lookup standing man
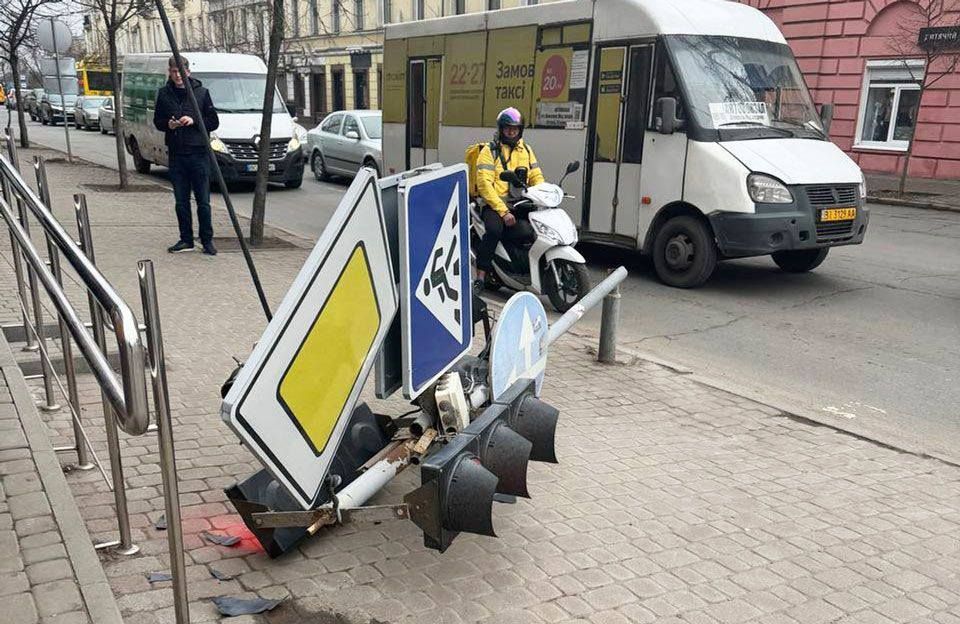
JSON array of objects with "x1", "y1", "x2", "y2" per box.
[{"x1": 154, "y1": 56, "x2": 220, "y2": 255}]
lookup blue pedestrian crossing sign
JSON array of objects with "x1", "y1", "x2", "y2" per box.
[
  {"x1": 489, "y1": 292, "x2": 549, "y2": 400},
  {"x1": 399, "y1": 164, "x2": 473, "y2": 399}
]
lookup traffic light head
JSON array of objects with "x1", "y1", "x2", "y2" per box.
[
  {"x1": 405, "y1": 378, "x2": 559, "y2": 552},
  {"x1": 494, "y1": 378, "x2": 559, "y2": 464}
]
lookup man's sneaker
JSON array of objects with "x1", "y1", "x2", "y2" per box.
[
  {"x1": 202, "y1": 242, "x2": 218, "y2": 256},
  {"x1": 473, "y1": 278, "x2": 486, "y2": 294},
  {"x1": 167, "y1": 240, "x2": 194, "y2": 253}
]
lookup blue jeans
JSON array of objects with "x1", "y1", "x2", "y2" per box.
[{"x1": 169, "y1": 152, "x2": 212, "y2": 245}]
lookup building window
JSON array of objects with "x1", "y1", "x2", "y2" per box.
[
  {"x1": 292, "y1": 0, "x2": 301, "y2": 37},
  {"x1": 333, "y1": 0, "x2": 341, "y2": 33},
  {"x1": 354, "y1": 70, "x2": 369, "y2": 108},
  {"x1": 310, "y1": 0, "x2": 319, "y2": 35},
  {"x1": 382, "y1": 0, "x2": 391, "y2": 24},
  {"x1": 487, "y1": 0, "x2": 500, "y2": 9},
  {"x1": 355, "y1": 0, "x2": 364, "y2": 30},
  {"x1": 416, "y1": 0, "x2": 424, "y2": 20},
  {"x1": 855, "y1": 60, "x2": 924, "y2": 151}
]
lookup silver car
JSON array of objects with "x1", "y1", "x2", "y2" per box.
[
  {"x1": 306, "y1": 110, "x2": 382, "y2": 181},
  {"x1": 74, "y1": 95, "x2": 108, "y2": 130},
  {"x1": 97, "y1": 97, "x2": 117, "y2": 135}
]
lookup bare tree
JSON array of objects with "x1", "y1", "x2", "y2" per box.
[
  {"x1": 0, "y1": 0, "x2": 63, "y2": 147},
  {"x1": 74, "y1": 0, "x2": 150, "y2": 188},
  {"x1": 249, "y1": 0, "x2": 283, "y2": 245},
  {"x1": 889, "y1": 0, "x2": 960, "y2": 196}
]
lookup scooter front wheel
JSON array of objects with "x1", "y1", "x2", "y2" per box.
[{"x1": 544, "y1": 260, "x2": 591, "y2": 313}]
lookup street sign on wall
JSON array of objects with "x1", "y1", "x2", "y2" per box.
[
  {"x1": 221, "y1": 170, "x2": 397, "y2": 509},
  {"x1": 489, "y1": 292, "x2": 549, "y2": 400},
  {"x1": 399, "y1": 164, "x2": 472, "y2": 399}
]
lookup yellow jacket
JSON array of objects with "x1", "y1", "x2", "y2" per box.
[{"x1": 476, "y1": 139, "x2": 545, "y2": 216}]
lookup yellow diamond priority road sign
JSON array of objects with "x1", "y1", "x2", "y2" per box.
[{"x1": 221, "y1": 170, "x2": 397, "y2": 509}]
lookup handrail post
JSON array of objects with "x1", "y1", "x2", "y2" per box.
[
  {"x1": 16, "y1": 191, "x2": 59, "y2": 412},
  {"x1": 35, "y1": 157, "x2": 92, "y2": 469},
  {"x1": 74, "y1": 194, "x2": 138, "y2": 556},
  {"x1": 138, "y1": 260, "x2": 190, "y2": 624},
  {"x1": 4, "y1": 129, "x2": 37, "y2": 351}
]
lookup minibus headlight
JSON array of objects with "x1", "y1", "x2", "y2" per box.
[
  {"x1": 747, "y1": 174, "x2": 793, "y2": 204},
  {"x1": 210, "y1": 134, "x2": 230, "y2": 154},
  {"x1": 287, "y1": 136, "x2": 301, "y2": 153}
]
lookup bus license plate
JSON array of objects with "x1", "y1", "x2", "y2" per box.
[{"x1": 820, "y1": 207, "x2": 856, "y2": 222}]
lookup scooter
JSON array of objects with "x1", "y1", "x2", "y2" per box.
[{"x1": 470, "y1": 161, "x2": 590, "y2": 313}]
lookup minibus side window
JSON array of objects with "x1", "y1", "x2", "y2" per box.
[{"x1": 651, "y1": 50, "x2": 685, "y2": 129}]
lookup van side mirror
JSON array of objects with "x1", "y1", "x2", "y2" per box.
[
  {"x1": 819, "y1": 103, "x2": 834, "y2": 135},
  {"x1": 656, "y1": 97, "x2": 680, "y2": 135}
]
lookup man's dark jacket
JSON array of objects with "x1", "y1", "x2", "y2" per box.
[{"x1": 152, "y1": 77, "x2": 220, "y2": 154}]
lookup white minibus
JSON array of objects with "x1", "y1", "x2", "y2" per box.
[
  {"x1": 122, "y1": 53, "x2": 306, "y2": 188},
  {"x1": 383, "y1": 0, "x2": 869, "y2": 286}
]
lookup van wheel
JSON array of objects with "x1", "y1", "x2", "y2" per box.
[
  {"x1": 652, "y1": 215, "x2": 718, "y2": 288},
  {"x1": 544, "y1": 260, "x2": 591, "y2": 313},
  {"x1": 41, "y1": 112, "x2": 48, "y2": 126},
  {"x1": 130, "y1": 139, "x2": 151, "y2": 174},
  {"x1": 311, "y1": 151, "x2": 330, "y2": 181},
  {"x1": 772, "y1": 248, "x2": 829, "y2": 273},
  {"x1": 284, "y1": 176, "x2": 303, "y2": 189}
]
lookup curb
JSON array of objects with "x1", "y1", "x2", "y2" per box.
[
  {"x1": 867, "y1": 194, "x2": 960, "y2": 213},
  {"x1": 0, "y1": 335, "x2": 126, "y2": 624},
  {"x1": 556, "y1": 321, "x2": 960, "y2": 470}
]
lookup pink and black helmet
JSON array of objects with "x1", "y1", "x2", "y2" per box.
[{"x1": 496, "y1": 107, "x2": 524, "y2": 146}]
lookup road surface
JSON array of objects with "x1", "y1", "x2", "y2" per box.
[{"x1": 15, "y1": 117, "x2": 960, "y2": 462}]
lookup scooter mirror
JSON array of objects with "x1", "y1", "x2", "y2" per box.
[
  {"x1": 566, "y1": 161, "x2": 580, "y2": 174},
  {"x1": 499, "y1": 170, "x2": 523, "y2": 187}
]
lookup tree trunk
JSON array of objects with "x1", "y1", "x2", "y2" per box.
[
  {"x1": 11, "y1": 54, "x2": 30, "y2": 148},
  {"x1": 897, "y1": 86, "x2": 925, "y2": 198},
  {"x1": 249, "y1": 0, "x2": 284, "y2": 246},
  {"x1": 108, "y1": 32, "x2": 129, "y2": 189}
]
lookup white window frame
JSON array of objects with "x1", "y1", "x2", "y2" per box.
[{"x1": 854, "y1": 59, "x2": 924, "y2": 152}]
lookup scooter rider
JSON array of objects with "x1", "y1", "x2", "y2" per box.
[{"x1": 474, "y1": 107, "x2": 544, "y2": 290}]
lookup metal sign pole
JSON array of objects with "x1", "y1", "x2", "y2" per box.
[
  {"x1": 4, "y1": 130, "x2": 37, "y2": 351},
  {"x1": 50, "y1": 18, "x2": 73, "y2": 164}
]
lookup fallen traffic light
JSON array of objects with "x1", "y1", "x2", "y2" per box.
[{"x1": 405, "y1": 378, "x2": 558, "y2": 552}]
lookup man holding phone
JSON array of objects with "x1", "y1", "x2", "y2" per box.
[{"x1": 153, "y1": 56, "x2": 220, "y2": 255}]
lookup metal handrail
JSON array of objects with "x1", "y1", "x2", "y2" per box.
[{"x1": 0, "y1": 154, "x2": 150, "y2": 435}]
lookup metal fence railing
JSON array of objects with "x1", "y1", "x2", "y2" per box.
[{"x1": 1, "y1": 128, "x2": 191, "y2": 622}]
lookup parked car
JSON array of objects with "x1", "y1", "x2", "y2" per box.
[
  {"x1": 98, "y1": 97, "x2": 117, "y2": 135},
  {"x1": 26, "y1": 88, "x2": 45, "y2": 121},
  {"x1": 40, "y1": 92, "x2": 76, "y2": 125},
  {"x1": 307, "y1": 110, "x2": 382, "y2": 181},
  {"x1": 74, "y1": 95, "x2": 108, "y2": 130}
]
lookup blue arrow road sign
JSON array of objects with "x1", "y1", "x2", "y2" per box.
[
  {"x1": 489, "y1": 292, "x2": 549, "y2": 400},
  {"x1": 399, "y1": 164, "x2": 473, "y2": 399}
]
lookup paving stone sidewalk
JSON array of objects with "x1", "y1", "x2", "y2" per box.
[{"x1": 1, "y1": 148, "x2": 959, "y2": 624}]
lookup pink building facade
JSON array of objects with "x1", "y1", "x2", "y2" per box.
[{"x1": 741, "y1": 0, "x2": 960, "y2": 180}]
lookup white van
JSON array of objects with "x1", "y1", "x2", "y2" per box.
[
  {"x1": 383, "y1": 0, "x2": 869, "y2": 286},
  {"x1": 122, "y1": 53, "x2": 306, "y2": 188}
]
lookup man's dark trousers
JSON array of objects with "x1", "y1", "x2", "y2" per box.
[{"x1": 170, "y1": 151, "x2": 212, "y2": 246}]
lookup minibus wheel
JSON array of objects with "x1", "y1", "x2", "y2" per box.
[
  {"x1": 772, "y1": 248, "x2": 829, "y2": 273},
  {"x1": 652, "y1": 215, "x2": 717, "y2": 288},
  {"x1": 130, "y1": 138, "x2": 151, "y2": 174}
]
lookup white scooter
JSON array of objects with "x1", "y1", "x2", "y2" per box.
[{"x1": 471, "y1": 161, "x2": 590, "y2": 312}]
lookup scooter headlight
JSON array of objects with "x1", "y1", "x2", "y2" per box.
[{"x1": 531, "y1": 219, "x2": 563, "y2": 245}]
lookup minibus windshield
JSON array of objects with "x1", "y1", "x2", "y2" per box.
[
  {"x1": 196, "y1": 73, "x2": 286, "y2": 114},
  {"x1": 666, "y1": 35, "x2": 823, "y2": 137}
]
